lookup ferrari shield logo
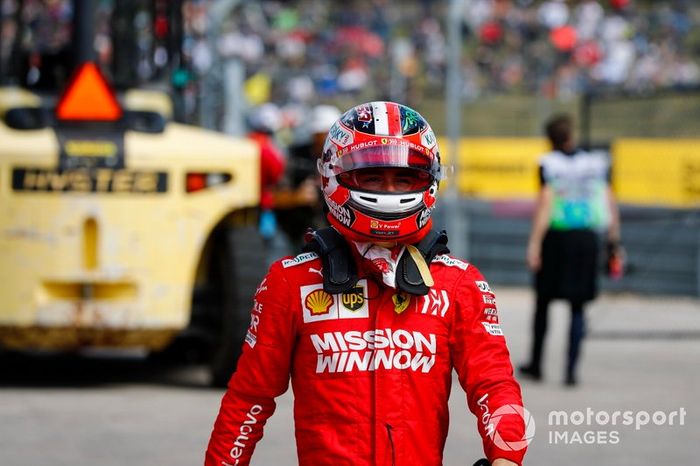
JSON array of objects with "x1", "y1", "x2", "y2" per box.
[{"x1": 392, "y1": 292, "x2": 411, "y2": 314}]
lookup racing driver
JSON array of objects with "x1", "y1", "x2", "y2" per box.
[{"x1": 205, "y1": 102, "x2": 528, "y2": 466}]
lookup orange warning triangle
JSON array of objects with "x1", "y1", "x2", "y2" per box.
[{"x1": 56, "y1": 62, "x2": 122, "y2": 121}]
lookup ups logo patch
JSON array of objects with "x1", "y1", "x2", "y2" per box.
[{"x1": 341, "y1": 286, "x2": 365, "y2": 312}]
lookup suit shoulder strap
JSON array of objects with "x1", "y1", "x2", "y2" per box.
[
  {"x1": 303, "y1": 227, "x2": 358, "y2": 294},
  {"x1": 395, "y1": 230, "x2": 450, "y2": 296}
]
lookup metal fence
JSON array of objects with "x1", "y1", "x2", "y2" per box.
[{"x1": 434, "y1": 200, "x2": 700, "y2": 297}]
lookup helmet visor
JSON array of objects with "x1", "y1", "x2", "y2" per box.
[{"x1": 320, "y1": 146, "x2": 443, "y2": 181}]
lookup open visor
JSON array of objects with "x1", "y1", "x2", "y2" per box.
[{"x1": 319, "y1": 146, "x2": 444, "y2": 181}]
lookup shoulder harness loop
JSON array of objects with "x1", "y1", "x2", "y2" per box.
[
  {"x1": 303, "y1": 227, "x2": 358, "y2": 294},
  {"x1": 303, "y1": 227, "x2": 450, "y2": 296},
  {"x1": 395, "y1": 229, "x2": 449, "y2": 296}
]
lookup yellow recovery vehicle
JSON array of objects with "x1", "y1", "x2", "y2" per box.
[{"x1": 0, "y1": 1, "x2": 265, "y2": 385}]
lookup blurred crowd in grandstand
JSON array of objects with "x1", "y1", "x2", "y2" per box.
[
  {"x1": 2, "y1": 0, "x2": 699, "y2": 124},
  {"x1": 177, "y1": 0, "x2": 700, "y2": 106}
]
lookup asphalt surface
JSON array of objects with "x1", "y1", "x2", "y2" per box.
[{"x1": 1, "y1": 288, "x2": 698, "y2": 466}]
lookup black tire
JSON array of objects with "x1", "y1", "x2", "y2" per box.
[{"x1": 207, "y1": 224, "x2": 267, "y2": 387}]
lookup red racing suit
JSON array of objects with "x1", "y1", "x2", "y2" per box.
[{"x1": 205, "y1": 251, "x2": 527, "y2": 466}]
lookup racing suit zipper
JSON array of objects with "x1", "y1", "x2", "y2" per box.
[{"x1": 385, "y1": 423, "x2": 396, "y2": 466}]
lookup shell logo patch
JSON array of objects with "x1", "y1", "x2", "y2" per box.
[
  {"x1": 306, "y1": 289, "x2": 333, "y2": 315},
  {"x1": 301, "y1": 284, "x2": 338, "y2": 323}
]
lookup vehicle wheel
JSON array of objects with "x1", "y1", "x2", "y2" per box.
[{"x1": 207, "y1": 224, "x2": 267, "y2": 387}]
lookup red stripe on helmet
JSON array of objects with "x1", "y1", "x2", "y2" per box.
[{"x1": 385, "y1": 101, "x2": 402, "y2": 136}]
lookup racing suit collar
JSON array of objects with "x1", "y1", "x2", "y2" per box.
[{"x1": 352, "y1": 242, "x2": 406, "y2": 289}]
